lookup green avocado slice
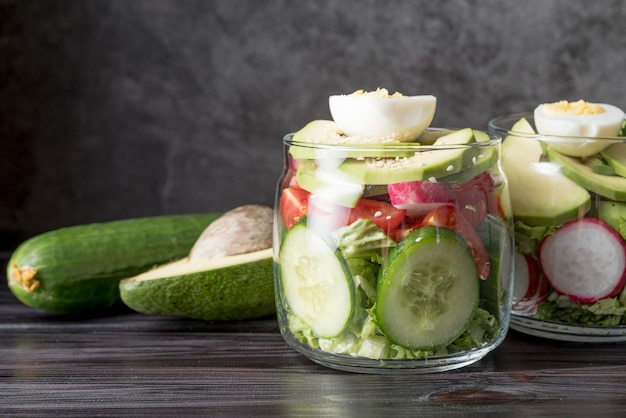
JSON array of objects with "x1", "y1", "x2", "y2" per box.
[
  {"x1": 547, "y1": 147, "x2": 626, "y2": 202},
  {"x1": 500, "y1": 118, "x2": 591, "y2": 226},
  {"x1": 289, "y1": 120, "x2": 416, "y2": 160},
  {"x1": 119, "y1": 248, "x2": 274, "y2": 321},
  {"x1": 338, "y1": 128, "x2": 477, "y2": 184},
  {"x1": 601, "y1": 143, "x2": 626, "y2": 178}
]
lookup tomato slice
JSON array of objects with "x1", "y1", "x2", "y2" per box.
[
  {"x1": 349, "y1": 199, "x2": 406, "y2": 233},
  {"x1": 421, "y1": 204, "x2": 490, "y2": 280},
  {"x1": 279, "y1": 187, "x2": 310, "y2": 230},
  {"x1": 452, "y1": 172, "x2": 498, "y2": 230},
  {"x1": 388, "y1": 216, "x2": 424, "y2": 242}
]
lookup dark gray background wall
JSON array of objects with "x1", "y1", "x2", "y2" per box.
[{"x1": 2, "y1": 0, "x2": 625, "y2": 250}]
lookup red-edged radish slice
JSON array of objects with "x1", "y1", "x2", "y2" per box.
[
  {"x1": 539, "y1": 218, "x2": 626, "y2": 303},
  {"x1": 512, "y1": 253, "x2": 549, "y2": 313},
  {"x1": 388, "y1": 180, "x2": 455, "y2": 217}
]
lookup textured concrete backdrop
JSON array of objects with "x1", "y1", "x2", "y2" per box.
[{"x1": 1, "y1": 0, "x2": 625, "y2": 249}]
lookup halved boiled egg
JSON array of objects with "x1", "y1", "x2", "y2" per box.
[
  {"x1": 534, "y1": 100, "x2": 625, "y2": 157},
  {"x1": 328, "y1": 88, "x2": 436, "y2": 142}
]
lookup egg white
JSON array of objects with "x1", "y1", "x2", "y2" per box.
[
  {"x1": 328, "y1": 94, "x2": 436, "y2": 141},
  {"x1": 534, "y1": 102, "x2": 624, "y2": 157}
]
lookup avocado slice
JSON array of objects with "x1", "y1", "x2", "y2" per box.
[
  {"x1": 437, "y1": 130, "x2": 499, "y2": 184},
  {"x1": 295, "y1": 159, "x2": 364, "y2": 207},
  {"x1": 119, "y1": 248, "x2": 274, "y2": 321},
  {"x1": 546, "y1": 147, "x2": 626, "y2": 202},
  {"x1": 289, "y1": 120, "x2": 415, "y2": 160},
  {"x1": 501, "y1": 118, "x2": 591, "y2": 226},
  {"x1": 597, "y1": 201, "x2": 626, "y2": 240},
  {"x1": 338, "y1": 128, "x2": 478, "y2": 185},
  {"x1": 601, "y1": 143, "x2": 626, "y2": 178}
]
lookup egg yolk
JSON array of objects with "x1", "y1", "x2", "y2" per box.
[
  {"x1": 350, "y1": 88, "x2": 404, "y2": 98},
  {"x1": 543, "y1": 99, "x2": 605, "y2": 116}
]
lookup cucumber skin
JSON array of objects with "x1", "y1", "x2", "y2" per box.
[{"x1": 6, "y1": 213, "x2": 222, "y2": 313}]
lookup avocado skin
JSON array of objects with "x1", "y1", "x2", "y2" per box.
[{"x1": 119, "y1": 256, "x2": 275, "y2": 321}]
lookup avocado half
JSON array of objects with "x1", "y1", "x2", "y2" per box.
[{"x1": 119, "y1": 248, "x2": 275, "y2": 321}]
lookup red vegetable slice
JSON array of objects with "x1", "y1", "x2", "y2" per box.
[
  {"x1": 279, "y1": 187, "x2": 310, "y2": 230},
  {"x1": 512, "y1": 253, "x2": 548, "y2": 313},
  {"x1": 451, "y1": 172, "x2": 498, "y2": 230},
  {"x1": 388, "y1": 180, "x2": 455, "y2": 217},
  {"x1": 539, "y1": 218, "x2": 626, "y2": 303},
  {"x1": 420, "y1": 205, "x2": 490, "y2": 280},
  {"x1": 348, "y1": 199, "x2": 406, "y2": 233}
]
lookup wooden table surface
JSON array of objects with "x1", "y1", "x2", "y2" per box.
[{"x1": 2, "y1": 253, "x2": 626, "y2": 417}]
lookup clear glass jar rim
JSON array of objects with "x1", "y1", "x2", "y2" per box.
[
  {"x1": 284, "y1": 127, "x2": 502, "y2": 150},
  {"x1": 488, "y1": 112, "x2": 626, "y2": 142}
]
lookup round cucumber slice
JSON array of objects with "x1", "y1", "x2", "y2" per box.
[
  {"x1": 279, "y1": 222, "x2": 354, "y2": 338},
  {"x1": 376, "y1": 226, "x2": 479, "y2": 351}
]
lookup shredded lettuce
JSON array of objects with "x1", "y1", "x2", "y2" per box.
[
  {"x1": 534, "y1": 289, "x2": 626, "y2": 327},
  {"x1": 289, "y1": 308, "x2": 500, "y2": 360},
  {"x1": 332, "y1": 218, "x2": 396, "y2": 307},
  {"x1": 330, "y1": 218, "x2": 396, "y2": 261},
  {"x1": 514, "y1": 220, "x2": 557, "y2": 257}
]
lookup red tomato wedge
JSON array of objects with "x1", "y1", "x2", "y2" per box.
[
  {"x1": 279, "y1": 187, "x2": 310, "y2": 230},
  {"x1": 349, "y1": 199, "x2": 406, "y2": 233},
  {"x1": 388, "y1": 216, "x2": 424, "y2": 242},
  {"x1": 421, "y1": 205, "x2": 490, "y2": 280}
]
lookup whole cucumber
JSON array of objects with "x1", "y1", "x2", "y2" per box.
[{"x1": 6, "y1": 213, "x2": 221, "y2": 313}]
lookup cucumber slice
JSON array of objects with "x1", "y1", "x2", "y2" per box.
[
  {"x1": 279, "y1": 222, "x2": 355, "y2": 338},
  {"x1": 376, "y1": 226, "x2": 479, "y2": 350}
]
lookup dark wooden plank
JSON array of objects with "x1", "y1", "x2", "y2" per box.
[{"x1": 2, "y1": 255, "x2": 626, "y2": 416}]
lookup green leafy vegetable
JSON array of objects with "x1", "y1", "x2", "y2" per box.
[
  {"x1": 514, "y1": 220, "x2": 557, "y2": 257},
  {"x1": 331, "y1": 218, "x2": 396, "y2": 262},
  {"x1": 534, "y1": 289, "x2": 626, "y2": 327},
  {"x1": 290, "y1": 307, "x2": 500, "y2": 360}
]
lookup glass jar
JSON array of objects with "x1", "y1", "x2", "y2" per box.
[
  {"x1": 489, "y1": 113, "x2": 626, "y2": 342},
  {"x1": 273, "y1": 128, "x2": 514, "y2": 373}
]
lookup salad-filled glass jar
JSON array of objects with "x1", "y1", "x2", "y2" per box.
[
  {"x1": 273, "y1": 90, "x2": 514, "y2": 373},
  {"x1": 488, "y1": 100, "x2": 626, "y2": 342}
]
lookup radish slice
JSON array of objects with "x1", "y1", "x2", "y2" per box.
[
  {"x1": 539, "y1": 218, "x2": 626, "y2": 303},
  {"x1": 512, "y1": 253, "x2": 548, "y2": 313},
  {"x1": 388, "y1": 180, "x2": 455, "y2": 217}
]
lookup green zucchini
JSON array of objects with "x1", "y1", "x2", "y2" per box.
[{"x1": 6, "y1": 213, "x2": 222, "y2": 313}]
